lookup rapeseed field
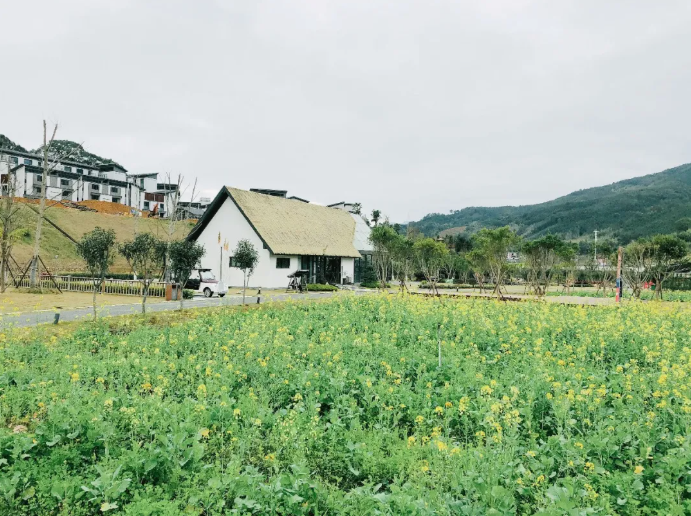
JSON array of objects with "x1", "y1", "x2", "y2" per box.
[{"x1": 1, "y1": 295, "x2": 690, "y2": 514}]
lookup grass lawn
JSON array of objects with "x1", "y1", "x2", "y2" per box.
[{"x1": 0, "y1": 289, "x2": 141, "y2": 314}]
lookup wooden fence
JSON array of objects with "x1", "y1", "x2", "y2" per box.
[{"x1": 16, "y1": 275, "x2": 166, "y2": 297}]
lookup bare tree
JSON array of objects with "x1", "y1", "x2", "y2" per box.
[
  {"x1": 29, "y1": 121, "x2": 79, "y2": 287},
  {"x1": 0, "y1": 168, "x2": 22, "y2": 292},
  {"x1": 622, "y1": 239, "x2": 651, "y2": 299},
  {"x1": 159, "y1": 173, "x2": 198, "y2": 284}
]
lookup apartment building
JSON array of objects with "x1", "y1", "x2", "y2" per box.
[{"x1": 0, "y1": 147, "x2": 183, "y2": 217}]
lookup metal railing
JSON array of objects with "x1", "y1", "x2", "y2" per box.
[{"x1": 16, "y1": 275, "x2": 166, "y2": 297}]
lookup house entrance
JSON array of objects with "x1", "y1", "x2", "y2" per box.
[{"x1": 300, "y1": 256, "x2": 342, "y2": 284}]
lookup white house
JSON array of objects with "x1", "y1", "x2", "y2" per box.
[{"x1": 187, "y1": 187, "x2": 363, "y2": 288}]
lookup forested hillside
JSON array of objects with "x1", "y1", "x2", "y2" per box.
[{"x1": 411, "y1": 163, "x2": 691, "y2": 242}]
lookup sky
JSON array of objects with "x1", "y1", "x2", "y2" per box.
[{"x1": 2, "y1": 0, "x2": 690, "y2": 222}]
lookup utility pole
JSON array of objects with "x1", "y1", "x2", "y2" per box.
[
  {"x1": 593, "y1": 230, "x2": 598, "y2": 266},
  {"x1": 615, "y1": 246, "x2": 623, "y2": 303}
]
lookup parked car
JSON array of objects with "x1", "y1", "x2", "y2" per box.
[{"x1": 184, "y1": 268, "x2": 226, "y2": 298}]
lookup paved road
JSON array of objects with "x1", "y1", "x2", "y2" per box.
[
  {"x1": 1, "y1": 288, "x2": 628, "y2": 329},
  {"x1": 0, "y1": 291, "x2": 351, "y2": 328}
]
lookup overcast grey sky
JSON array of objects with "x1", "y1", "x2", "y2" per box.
[{"x1": 2, "y1": 0, "x2": 690, "y2": 221}]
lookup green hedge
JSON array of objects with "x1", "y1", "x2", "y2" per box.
[
  {"x1": 306, "y1": 283, "x2": 338, "y2": 292},
  {"x1": 56, "y1": 272, "x2": 137, "y2": 280},
  {"x1": 360, "y1": 281, "x2": 391, "y2": 289},
  {"x1": 182, "y1": 289, "x2": 195, "y2": 299}
]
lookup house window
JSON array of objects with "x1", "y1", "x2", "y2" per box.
[
  {"x1": 23, "y1": 158, "x2": 31, "y2": 165},
  {"x1": 143, "y1": 201, "x2": 150, "y2": 210},
  {"x1": 276, "y1": 257, "x2": 290, "y2": 269},
  {"x1": 36, "y1": 175, "x2": 43, "y2": 183},
  {"x1": 91, "y1": 194, "x2": 100, "y2": 200},
  {"x1": 62, "y1": 190, "x2": 71, "y2": 198},
  {"x1": 229, "y1": 256, "x2": 240, "y2": 268},
  {"x1": 91, "y1": 184, "x2": 99, "y2": 190},
  {"x1": 263, "y1": 242, "x2": 268, "y2": 249},
  {"x1": 10, "y1": 157, "x2": 18, "y2": 164},
  {"x1": 64, "y1": 166, "x2": 72, "y2": 172},
  {"x1": 111, "y1": 187, "x2": 120, "y2": 194},
  {"x1": 77, "y1": 168, "x2": 83, "y2": 174},
  {"x1": 60, "y1": 179, "x2": 69, "y2": 186}
]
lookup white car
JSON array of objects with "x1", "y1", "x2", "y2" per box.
[{"x1": 184, "y1": 268, "x2": 227, "y2": 298}]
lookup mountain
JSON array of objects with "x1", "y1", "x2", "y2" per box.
[
  {"x1": 31, "y1": 140, "x2": 124, "y2": 169},
  {"x1": 410, "y1": 163, "x2": 691, "y2": 243},
  {"x1": 0, "y1": 134, "x2": 27, "y2": 153}
]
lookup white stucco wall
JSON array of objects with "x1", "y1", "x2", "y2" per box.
[{"x1": 196, "y1": 198, "x2": 300, "y2": 288}]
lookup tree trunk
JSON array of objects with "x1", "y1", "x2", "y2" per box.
[
  {"x1": 242, "y1": 272, "x2": 246, "y2": 305},
  {"x1": 142, "y1": 283, "x2": 148, "y2": 314},
  {"x1": 179, "y1": 286, "x2": 184, "y2": 311},
  {"x1": 0, "y1": 227, "x2": 8, "y2": 293},
  {"x1": 92, "y1": 285, "x2": 98, "y2": 319},
  {"x1": 31, "y1": 122, "x2": 52, "y2": 288}
]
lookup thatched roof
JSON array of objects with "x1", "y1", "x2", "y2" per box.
[{"x1": 188, "y1": 187, "x2": 361, "y2": 258}]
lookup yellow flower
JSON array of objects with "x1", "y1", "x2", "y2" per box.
[
  {"x1": 104, "y1": 399, "x2": 113, "y2": 408},
  {"x1": 415, "y1": 415, "x2": 424, "y2": 424},
  {"x1": 199, "y1": 428, "x2": 210, "y2": 438},
  {"x1": 434, "y1": 406, "x2": 444, "y2": 415},
  {"x1": 233, "y1": 408, "x2": 241, "y2": 417},
  {"x1": 634, "y1": 465, "x2": 644, "y2": 475},
  {"x1": 574, "y1": 442, "x2": 584, "y2": 449},
  {"x1": 407, "y1": 436, "x2": 416, "y2": 447},
  {"x1": 70, "y1": 372, "x2": 80, "y2": 382},
  {"x1": 526, "y1": 450, "x2": 536, "y2": 458}
]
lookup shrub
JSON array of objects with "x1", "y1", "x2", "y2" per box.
[
  {"x1": 182, "y1": 289, "x2": 195, "y2": 299},
  {"x1": 306, "y1": 283, "x2": 338, "y2": 292},
  {"x1": 361, "y1": 280, "x2": 391, "y2": 289}
]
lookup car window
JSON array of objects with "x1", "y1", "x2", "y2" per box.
[{"x1": 200, "y1": 271, "x2": 215, "y2": 281}]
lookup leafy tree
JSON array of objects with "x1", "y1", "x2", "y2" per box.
[
  {"x1": 521, "y1": 235, "x2": 568, "y2": 296},
  {"x1": 648, "y1": 234, "x2": 688, "y2": 300},
  {"x1": 454, "y1": 234, "x2": 473, "y2": 253},
  {"x1": 75, "y1": 227, "x2": 117, "y2": 318},
  {"x1": 232, "y1": 239, "x2": 259, "y2": 305},
  {"x1": 558, "y1": 242, "x2": 578, "y2": 294},
  {"x1": 391, "y1": 236, "x2": 414, "y2": 292},
  {"x1": 371, "y1": 209, "x2": 382, "y2": 227},
  {"x1": 369, "y1": 225, "x2": 399, "y2": 289},
  {"x1": 120, "y1": 233, "x2": 167, "y2": 314},
  {"x1": 169, "y1": 240, "x2": 206, "y2": 310},
  {"x1": 413, "y1": 238, "x2": 449, "y2": 295},
  {"x1": 675, "y1": 217, "x2": 691, "y2": 232},
  {"x1": 470, "y1": 227, "x2": 520, "y2": 298},
  {"x1": 622, "y1": 239, "x2": 652, "y2": 299},
  {"x1": 351, "y1": 203, "x2": 362, "y2": 215}
]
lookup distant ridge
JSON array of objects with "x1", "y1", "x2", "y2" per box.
[
  {"x1": 410, "y1": 163, "x2": 691, "y2": 243},
  {"x1": 0, "y1": 134, "x2": 27, "y2": 153},
  {"x1": 1, "y1": 133, "x2": 123, "y2": 169}
]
